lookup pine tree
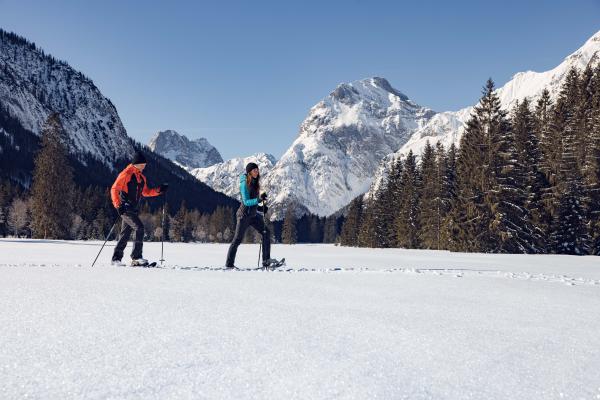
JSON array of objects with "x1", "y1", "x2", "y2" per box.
[
  {"x1": 340, "y1": 196, "x2": 362, "y2": 246},
  {"x1": 550, "y1": 133, "x2": 590, "y2": 254},
  {"x1": 584, "y1": 63, "x2": 600, "y2": 253},
  {"x1": 370, "y1": 177, "x2": 393, "y2": 248},
  {"x1": 535, "y1": 89, "x2": 554, "y2": 178},
  {"x1": 308, "y1": 216, "x2": 322, "y2": 243},
  {"x1": 549, "y1": 71, "x2": 590, "y2": 254},
  {"x1": 209, "y1": 206, "x2": 230, "y2": 242},
  {"x1": 323, "y1": 216, "x2": 338, "y2": 243},
  {"x1": 449, "y1": 81, "x2": 500, "y2": 251},
  {"x1": 544, "y1": 69, "x2": 591, "y2": 254},
  {"x1": 170, "y1": 201, "x2": 188, "y2": 242},
  {"x1": 577, "y1": 66, "x2": 595, "y2": 168},
  {"x1": 440, "y1": 143, "x2": 457, "y2": 249},
  {"x1": 30, "y1": 113, "x2": 75, "y2": 239},
  {"x1": 282, "y1": 202, "x2": 297, "y2": 244},
  {"x1": 489, "y1": 100, "x2": 537, "y2": 253},
  {"x1": 418, "y1": 141, "x2": 444, "y2": 249},
  {"x1": 357, "y1": 195, "x2": 376, "y2": 247},
  {"x1": 512, "y1": 99, "x2": 550, "y2": 251},
  {"x1": 376, "y1": 157, "x2": 403, "y2": 247},
  {"x1": 395, "y1": 150, "x2": 421, "y2": 248}
]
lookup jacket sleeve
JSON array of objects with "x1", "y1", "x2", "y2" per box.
[
  {"x1": 142, "y1": 177, "x2": 161, "y2": 198},
  {"x1": 239, "y1": 174, "x2": 258, "y2": 207},
  {"x1": 111, "y1": 170, "x2": 130, "y2": 208}
]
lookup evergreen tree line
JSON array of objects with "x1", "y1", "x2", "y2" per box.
[
  {"x1": 0, "y1": 179, "x2": 240, "y2": 244},
  {"x1": 276, "y1": 201, "x2": 343, "y2": 244},
  {"x1": 341, "y1": 65, "x2": 600, "y2": 255}
]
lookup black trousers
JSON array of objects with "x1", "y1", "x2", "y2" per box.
[
  {"x1": 226, "y1": 214, "x2": 270, "y2": 267},
  {"x1": 112, "y1": 211, "x2": 144, "y2": 261}
]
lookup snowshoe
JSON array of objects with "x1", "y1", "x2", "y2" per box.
[
  {"x1": 261, "y1": 258, "x2": 286, "y2": 269},
  {"x1": 131, "y1": 258, "x2": 157, "y2": 268}
]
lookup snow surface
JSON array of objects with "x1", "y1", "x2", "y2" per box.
[{"x1": 1, "y1": 239, "x2": 600, "y2": 399}]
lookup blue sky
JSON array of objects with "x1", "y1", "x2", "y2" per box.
[{"x1": 1, "y1": 0, "x2": 599, "y2": 159}]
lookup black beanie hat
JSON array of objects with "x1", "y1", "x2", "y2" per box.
[
  {"x1": 132, "y1": 151, "x2": 147, "y2": 165},
  {"x1": 245, "y1": 162, "x2": 259, "y2": 174}
]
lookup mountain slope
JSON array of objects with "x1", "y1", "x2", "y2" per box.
[
  {"x1": 0, "y1": 29, "x2": 133, "y2": 164},
  {"x1": 148, "y1": 130, "x2": 223, "y2": 169}
]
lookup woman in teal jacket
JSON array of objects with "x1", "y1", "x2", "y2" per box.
[{"x1": 225, "y1": 162, "x2": 277, "y2": 269}]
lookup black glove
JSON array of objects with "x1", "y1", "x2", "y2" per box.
[
  {"x1": 159, "y1": 183, "x2": 169, "y2": 193},
  {"x1": 260, "y1": 192, "x2": 267, "y2": 201},
  {"x1": 257, "y1": 205, "x2": 269, "y2": 213},
  {"x1": 117, "y1": 202, "x2": 132, "y2": 215}
]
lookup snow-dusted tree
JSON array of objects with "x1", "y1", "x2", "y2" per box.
[
  {"x1": 419, "y1": 141, "x2": 447, "y2": 249},
  {"x1": 70, "y1": 214, "x2": 84, "y2": 240},
  {"x1": 8, "y1": 197, "x2": 30, "y2": 237},
  {"x1": 395, "y1": 150, "x2": 421, "y2": 249},
  {"x1": 440, "y1": 143, "x2": 457, "y2": 249},
  {"x1": 367, "y1": 157, "x2": 403, "y2": 248},
  {"x1": 549, "y1": 71, "x2": 591, "y2": 254},
  {"x1": 487, "y1": 100, "x2": 537, "y2": 253},
  {"x1": 153, "y1": 226, "x2": 164, "y2": 242},
  {"x1": 449, "y1": 84, "x2": 493, "y2": 252},
  {"x1": 584, "y1": 63, "x2": 600, "y2": 253}
]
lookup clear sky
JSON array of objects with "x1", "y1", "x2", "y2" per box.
[{"x1": 1, "y1": 0, "x2": 599, "y2": 160}]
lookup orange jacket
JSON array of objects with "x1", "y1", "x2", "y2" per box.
[{"x1": 111, "y1": 164, "x2": 161, "y2": 209}]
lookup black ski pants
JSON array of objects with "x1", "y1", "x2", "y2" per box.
[{"x1": 226, "y1": 213, "x2": 270, "y2": 267}]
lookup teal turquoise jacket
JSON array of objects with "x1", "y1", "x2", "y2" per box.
[{"x1": 239, "y1": 173, "x2": 259, "y2": 207}]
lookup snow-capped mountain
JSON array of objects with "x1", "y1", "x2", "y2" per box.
[
  {"x1": 148, "y1": 130, "x2": 223, "y2": 169},
  {"x1": 0, "y1": 30, "x2": 133, "y2": 164},
  {"x1": 368, "y1": 30, "x2": 600, "y2": 196},
  {"x1": 264, "y1": 77, "x2": 436, "y2": 219},
  {"x1": 191, "y1": 153, "x2": 277, "y2": 199}
]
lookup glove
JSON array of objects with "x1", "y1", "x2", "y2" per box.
[
  {"x1": 260, "y1": 192, "x2": 267, "y2": 201},
  {"x1": 117, "y1": 202, "x2": 132, "y2": 215},
  {"x1": 257, "y1": 205, "x2": 269, "y2": 213},
  {"x1": 159, "y1": 183, "x2": 169, "y2": 193}
]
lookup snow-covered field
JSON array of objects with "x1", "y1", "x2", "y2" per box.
[{"x1": 1, "y1": 239, "x2": 599, "y2": 399}]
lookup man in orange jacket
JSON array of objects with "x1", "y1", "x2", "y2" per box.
[{"x1": 111, "y1": 151, "x2": 168, "y2": 266}]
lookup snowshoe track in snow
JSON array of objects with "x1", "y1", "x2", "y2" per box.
[{"x1": 0, "y1": 263, "x2": 598, "y2": 288}]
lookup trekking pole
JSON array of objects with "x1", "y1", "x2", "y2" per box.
[
  {"x1": 257, "y1": 239, "x2": 262, "y2": 268},
  {"x1": 257, "y1": 201, "x2": 263, "y2": 269},
  {"x1": 257, "y1": 197, "x2": 267, "y2": 269},
  {"x1": 91, "y1": 214, "x2": 120, "y2": 267},
  {"x1": 160, "y1": 193, "x2": 167, "y2": 266}
]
